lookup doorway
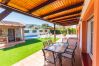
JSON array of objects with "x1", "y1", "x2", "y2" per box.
[{"x1": 8, "y1": 29, "x2": 15, "y2": 42}]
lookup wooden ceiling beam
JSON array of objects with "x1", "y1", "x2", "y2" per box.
[
  {"x1": 0, "y1": 3, "x2": 37, "y2": 18},
  {"x1": 55, "y1": 22, "x2": 70, "y2": 26},
  {"x1": 56, "y1": 21, "x2": 79, "y2": 26},
  {"x1": 47, "y1": 10, "x2": 81, "y2": 20},
  {"x1": 56, "y1": 19, "x2": 79, "y2": 23},
  {"x1": 0, "y1": 9, "x2": 12, "y2": 21},
  {"x1": 50, "y1": 20, "x2": 79, "y2": 26},
  {"x1": 0, "y1": 0, "x2": 11, "y2": 21},
  {"x1": 43, "y1": 6, "x2": 82, "y2": 20},
  {"x1": 28, "y1": 0, "x2": 56, "y2": 13},
  {"x1": 1, "y1": 0, "x2": 10, "y2": 4},
  {"x1": 52, "y1": 15, "x2": 80, "y2": 22},
  {"x1": 56, "y1": 20, "x2": 79, "y2": 24},
  {"x1": 56, "y1": 16, "x2": 80, "y2": 22},
  {"x1": 40, "y1": 1, "x2": 84, "y2": 17},
  {"x1": 66, "y1": 20, "x2": 79, "y2": 22},
  {"x1": 50, "y1": 13, "x2": 80, "y2": 21},
  {"x1": 0, "y1": 3, "x2": 51, "y2": 23},
  {"x1": 57, "y1": 18, "x2": 79, "y2": 22},
  {"x1": 59, "y1": 17, "x2": 80, "y2": 21}
]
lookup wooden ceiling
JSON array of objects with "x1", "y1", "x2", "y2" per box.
[{"x1": 0, "y1": 0, "x2": 84, "y2": 26}]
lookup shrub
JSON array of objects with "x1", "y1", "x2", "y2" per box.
[{"x1": 50, "y1": 30, "x2": 61, "y2": 34}]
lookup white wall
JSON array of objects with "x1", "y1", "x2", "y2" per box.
[
  {"x1": 24, "y1": 28, "x2": 39, "y2": 36},
  {"x1": 24, "y1": 28, "x2": 50, "y2": 36},
  {"x1": 39, "y1": 29, "x2": 50, "y2": 35}
]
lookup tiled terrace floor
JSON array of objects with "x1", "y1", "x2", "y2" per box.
[
  {"x1": 13, "y1": 37, "x2": 82, "y2": 66},
  {"x1": 13, "y1": 47, "x2": 82, "y2": 66}
]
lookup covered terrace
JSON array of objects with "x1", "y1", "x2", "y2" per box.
[{"x1": 0, "y1": 0, "x2": 99, "y2": 66}]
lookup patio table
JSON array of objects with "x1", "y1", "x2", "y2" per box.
[{"x1": 44, "y1": 42, "x2": 68, "y2": 66}]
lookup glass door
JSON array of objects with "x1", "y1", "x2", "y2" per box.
[{"x1": 8, "y1": 29, "x2": 15, "y2": 42}]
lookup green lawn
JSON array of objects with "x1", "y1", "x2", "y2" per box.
[{"x1": 0, "y1": 38, "x2": 59, "y2": 66}]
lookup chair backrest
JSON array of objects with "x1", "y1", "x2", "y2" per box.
[
  {"x1": 62, "y1": 38, "x2": 67, "y2": 43},
  {"x1": 72, "y1": 42, "x2": 77, "y2": 53},
  {"x1": 42, "y1": 49, "x2": 56, "y2": 63},
  {"x1": 65, "y1": 41, "x2": 77, "y2": 53},
  {"x1": 67, "y1": 38, "x2": 77, "y2": 46},
  {"x1": 43, "y1": 41, "x2": 49, "y2": 48}
]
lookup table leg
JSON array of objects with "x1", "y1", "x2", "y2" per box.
[{"x1": 59, "y1": 54, "x2": 62, "y2": 66}]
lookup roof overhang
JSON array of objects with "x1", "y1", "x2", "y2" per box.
[{"x1": 0, "y1": 0, "x2": 84, "y2": 26}]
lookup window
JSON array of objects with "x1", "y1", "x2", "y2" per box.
[
  {"x1": 0, "y1": 29, "x2": 2, "y2": 36},
  {"x1": 32, "y1": 30, "x2": 37, "y2": 33},
  {"x1": 24, "y1": 30, "x2": 29, "y2": 33},
  {"x1": 39, "y1": 30, "x2": 43, "y2": 32},
  {"x1": 90, "y1": 21, "x2": 93, "y2": 55},
  {"x1": 87, "y1": 16, "x2": 93, "y2": 59}
]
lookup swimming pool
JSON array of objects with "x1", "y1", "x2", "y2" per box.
[
  {"x1": 24, "y1": 35, "x2": 39, "y2": 40},
  {"x1": 24, "y1": 34, "x2": 51, "y2": 40}
]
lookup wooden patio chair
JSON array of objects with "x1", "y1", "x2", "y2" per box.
[
  {"x1": 42, "y1": 49, "x2": 58, "y2": 66},
  {"x1": 66, "y1": 38, "x2": 78, "y2": 51},
  {"x1": 67, "y1": 38, "x2": 77, "y2": 45},
  {"x1": 61, "y1": 42, "x2": 77, "y2": 66},
  {"x1": 62, "y1": 38, "x2": 68, "y2": 44}
]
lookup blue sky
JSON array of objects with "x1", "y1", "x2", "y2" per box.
[
  {"x1": 0, "y1": 8, "x2": 76, "y2": 28},
  {"x1": 2, "y1": 11, "x2": 54, "y2": 26}
]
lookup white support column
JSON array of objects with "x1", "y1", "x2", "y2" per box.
[{"x1": 20, "y1": 28, "x2": 24, "y2": 41}]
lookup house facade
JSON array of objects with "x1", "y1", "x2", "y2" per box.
[
  {"x1": 76, "y1": 0, "x2": 99, "y2": 66},
  {"x1": 0, "y1": 21, "x2": 25, "y2": 49},
  {"x1": 24, "y1": 24, "x2": 50, "y2": 39}
]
